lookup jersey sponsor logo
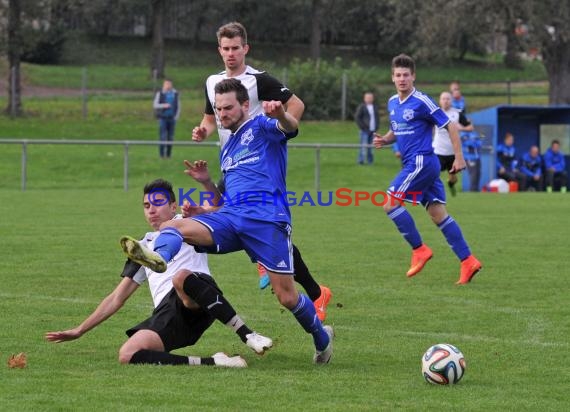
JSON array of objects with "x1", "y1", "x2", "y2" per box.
[
  {"x1": 403, "y1": 108, "x2": 415, "y2": 121},
  {"x1": 391, "y1": 120, "x2": 399, "y2": 130},
  {"x1": 221, "y1": 156, "x2": 233, "y2": 170},
  {"x1": 240, "y1": 128, "x2": 254, "y2": 146}
]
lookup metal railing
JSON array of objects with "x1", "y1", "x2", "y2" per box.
[{"x1": 1, "y1": 139, "x2": 381, "y2": 192}]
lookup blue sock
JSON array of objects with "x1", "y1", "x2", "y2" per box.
[
  {"x1": 153, "y1": 227, "x2": 183, "y2": 262},
  {"x1": 291, "y1": 294, "x2": 329, "y2": 351},
  {"x1": 387, "y1": 206, "x2": 422, "y2": 249},
  {"x1": 437, "y1": 216, "x2": 471, "y2": 261}
]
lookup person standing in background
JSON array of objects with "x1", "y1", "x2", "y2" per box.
[
  {"x1": 355, "y1": 92, "x2": 380, "y2": 165},
  {"x1": 154, "y1": 79, "x2": 180, "y2": 159}
]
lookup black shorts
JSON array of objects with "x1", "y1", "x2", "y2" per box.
[
  {"x1": 437, "y1": 154, "x2": 455, "y2": 172},
  {"x1": 126, "y1": 272, "x2": 220, "y2": 352}
]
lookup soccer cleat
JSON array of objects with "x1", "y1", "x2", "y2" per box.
[
  {"x1": 120, "y1": 235, "x2": 167, "y2": 273},
  {"x1": 313, "y1": 325, "x2": 334, "y2": 364},
  {"x1": 257, "y1": 263, "x2": 271, "y2": 290},
  {"x1": 456, "y1": 255, "x2": 482, "y2": 285},
  {"x1": 406, "y1": 244, "x2": 433, "y2": 277},
  {"x1": 313, "y1": 285, "x2": 332, "y2": 322},
  {"x1": 246, "y1": 332, "x2": 273, "y2": 355},
  {"x1": 212, "y1": 352, "x2": 247, "y2": 368}
]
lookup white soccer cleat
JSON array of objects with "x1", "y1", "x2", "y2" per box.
[
  {"x1": 313, "y1": 325, "x2": 334, "y2": 364},
  {"x1": 120, "y1": 235, "x2": 167, "y2": 273},
  {"x1": 245, "y1": 332, "x2": 273, "y2": 355},
  {"x1": 212, "y1": 352, "x2": 247, "y2": 368}
]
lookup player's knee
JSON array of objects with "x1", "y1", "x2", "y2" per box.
[
  {"x1": 118, "y1": 347, "x2": 133, "y2": 364},
  {"x1": 172, "y1": 269, "x2": 192, "y2": 294},
  {"x1": 273, "y1": 288, "x2": 298, "y2": 309}
]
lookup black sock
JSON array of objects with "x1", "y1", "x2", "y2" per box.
[
  {"x1": 448, "y1": 180, "x2": 456, "y2": 188},
  {"x1": 130, "y1": 350, "x2": 190, "y2": 366},
  {"x1": 292, "y1": 244, "x2": 321, "y2": 301}
]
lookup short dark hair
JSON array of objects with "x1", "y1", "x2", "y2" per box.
[
  {"x1": 143, "y1": 179, "x2": 176, "y2": 204},
  {"x1": 392, "y1": 53, "x2": 415, "y2": 74},
  {"x1": 551, "y1": 139, "x2": 560, "y2": 146},
  {"x1": 217, "y1": 22, "x2": 247, "y2": 45},
  {"x1": 214, "y1": 78, "x2": 249, "y2": 104}
]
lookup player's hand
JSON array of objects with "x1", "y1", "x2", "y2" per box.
[
  {"x1": 262, "y1": 100, "x2": 285, "y2": 118},
  {"x1": 373, "y1": 133, "x2": 388, "y2": 149},
  {"x1": 184, "y1": 160, "x2": 211, "y2": 183},
  {"x1": 192, "y1": 126, "x2": 208, "y2": 142},
  {"x1": 45, "y1": 329, "x2": 82, "y2": 343},
  {"x1": 450, "y1": 157, "x2": 467, "y2": 174}
]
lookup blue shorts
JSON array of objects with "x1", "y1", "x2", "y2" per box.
[
  {"x1": 191, "y1": 210, "x2": 294, "y2": 274},
  {"x1": 387, "y1": 153, "x2": 446, "y2": 207}
]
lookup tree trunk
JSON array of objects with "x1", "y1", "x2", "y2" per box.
[
  {"x1": 310, "y1": 0, "x2": 323, "y2": 61},
  {"x1": 542, "y1": 39, "x2": 570, "y2": 104},
  {"x1": 150, "y1": 0, "x2": 165, "y2": 79},
  {"x1": 6, "y1": 0, "x2": 23, "y2": 117}
]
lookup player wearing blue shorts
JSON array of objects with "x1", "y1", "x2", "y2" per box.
[
  {"x1": 374, "y1": 54, "x2": 482, "y2": 285},
  {"x1": 120, "y1": 78, "x2": 333, "y2": 364}
]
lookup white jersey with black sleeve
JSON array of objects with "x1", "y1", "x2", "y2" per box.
[
  {"x1": 120, "y1": 215, "x2": 210, "y2": 308},
  {"x1": 204, "y1": 65, "x2": 294, "y2": 147}
]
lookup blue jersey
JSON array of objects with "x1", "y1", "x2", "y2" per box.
[
  {"x1": 220, "y1": 115, "x2": 297, "y2": 223},
  {"x1": 496, "y1": 144, "x2": 517, "y2": 171},
  {"x1": 387, "y1": 88, "x2": 450, "y2": 164}
]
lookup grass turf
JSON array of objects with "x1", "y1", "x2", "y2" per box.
[{"x1": 0, "y1": 138, "x2": 568, "y2": 410}]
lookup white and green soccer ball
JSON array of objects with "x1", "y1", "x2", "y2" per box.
[{"x1": 422, "y1": 343, "x2": 466, "y2": 385}]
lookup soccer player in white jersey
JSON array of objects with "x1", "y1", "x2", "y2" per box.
[
  {"x1": 192, "y1": 21, "x2": 332, "y2": 320},
  {"x1": 120, "y1": 79, "x2": 334, "y2": 364},
  {"x1": 374, "y1": 54, "x2": 482, "y2": 285},
  {"x1": 45, "y1": 179, "x2": 273, "y2": 368},
  {"x1": 433, "y1": 91, "x2": 474, "y2": 196}
]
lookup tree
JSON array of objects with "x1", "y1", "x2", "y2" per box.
[
  {"x1": 310, "y1": 0, "x2": 323, "y2": 60},
  {"x1": 150, "y1": 0, "x2": 165, "y2": 79},
  {"x1": 6, "y1": 0, "x2": 23, "y2": 116}
]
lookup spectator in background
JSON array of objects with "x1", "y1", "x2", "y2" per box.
[
  {"x1": 153, "y1": 79, "x2": 180, "y2": 159},
  {"x1": 496, "y1": 132, "x2": 526, "y2": 190},
  {"x1": 543, "y1": 140, "x2": 567, "y2": 193},
  {"x1": 433, "y1": 91, "x2": 474, "y2": 196},
  {"x1": 354, "y1": 92, "x2": 380, "y2": 165},
  {"x1": 449, "y1": 81, "x2": 466, "y2": 113},
  {"x1": 462, "y1": 131, "x2": 482, "y2": 192},
  {"x1": 520, "y1": 145, "x2": 543, "y2": 191}
]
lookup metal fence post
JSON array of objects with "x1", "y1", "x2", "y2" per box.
[
  {"x1": 123, "y1": 142, "x2": 129, "y2": 191},
  {"x1": 341, "y1": 71, "x2": 348, "y2": 121},
  {"x1": 82, "y1": 67, "x2": 88, "y2": 119},
  {"x1": 315, "y1": 145, "x2": 321, "y2": 192},
  {"x1": 21, "y1": 141, "x2": 27, "y2": 191}
]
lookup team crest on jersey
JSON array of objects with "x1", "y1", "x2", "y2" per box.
[
  {"x1": 241, "y1": 128, "x2": 254, "y2": 146},
  {"x1": 403, "y1": 109, "x2": 415, "y2": 121}
]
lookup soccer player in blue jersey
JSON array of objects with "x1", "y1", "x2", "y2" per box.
[
  {"x1": 374, "y1": 54, "x2": 482, "y2": 285},
  {"x1": 120, "y1": 78, "x2": 333, "y2": 363}
]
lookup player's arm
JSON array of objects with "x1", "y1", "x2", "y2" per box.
[
  {"x1": 183, "y1": 159, "x2": 223, "y2": 207},
  {"x1": 263, "y1": 100, "x2": 298, "y2": 133},
  {"x1": 192, "y1": 114, "x2": 217, "y2": 142},
  {"x1": 45, "y1": 277, "x2": 139, "y2": 343},
  {"x1": 373, "y1": 130, "x2": 396, "y2": 148},
  {"x1": 283, "y1": 94, "x2": 305, "y2": 122},
  {"x1": 457, "y1": 112, "x2": 474, "y2": 132},
  {"x1": 445, "y1": 122, "x2": 467, "y2": 173}
]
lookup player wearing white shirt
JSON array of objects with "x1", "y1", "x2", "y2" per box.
[
  {"x1": 46, "y1": 179, "x2": 272, "y2": 367},
  {"x1": 433, "y1": 91, "x2": 474, "y2": 196}
]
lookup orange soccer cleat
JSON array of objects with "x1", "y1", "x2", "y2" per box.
[
  {"x1": 257, "y1": 263, "x2": 270, "y2": 290},
  {"x1": 313, "y1": 285, "x2": 332, "y2": 322},
  {"x1": 456, "y1": 255, "x2": 482, "y2": 285},
  {"x1": 406, "y1": 244, "x2": 433, "y2": 277}
]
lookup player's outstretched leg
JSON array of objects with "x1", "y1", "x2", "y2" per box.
[
  {"x1": 175, "y1": 271, "x2": 273, "y2": 354},
  {"x1": 120, "y1": 236, "x2": 167, "y2": 273},
  {"x1": 129, "y1": 350, "x2": 247, "y2": 368},
  {"x1": 313, "y1": 325, "x2": 334, "y2": 364}
]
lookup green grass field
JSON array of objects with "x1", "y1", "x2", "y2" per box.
[{"x1": 1, "y1": 132, "x2": 569, "y2": 410}]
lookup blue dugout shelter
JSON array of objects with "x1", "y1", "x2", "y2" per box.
[{"x1": 463, "y1": 105, "x2": 570, "y2": 191}]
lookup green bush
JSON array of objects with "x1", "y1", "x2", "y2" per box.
[
  {"x1": 287, "y1": 58, "x2": 379, "y2": 120},
  {"x1": 21, "y1": 26, "x2": 66, "y2": 65}
]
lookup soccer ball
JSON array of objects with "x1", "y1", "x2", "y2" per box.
[{"x1": 421, "y1": 343, "x2": 466, "y2": 385}]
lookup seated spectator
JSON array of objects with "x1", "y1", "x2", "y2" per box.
[
  {"x1": 496, "y1": 132, "x2": 527, "y2": 190},
  {"x1": 543, "y1": 140, "x2": 567, "y2": 193},
  {"x1": 520, "y1": 145, "x2": 543, "y2": 191}
]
